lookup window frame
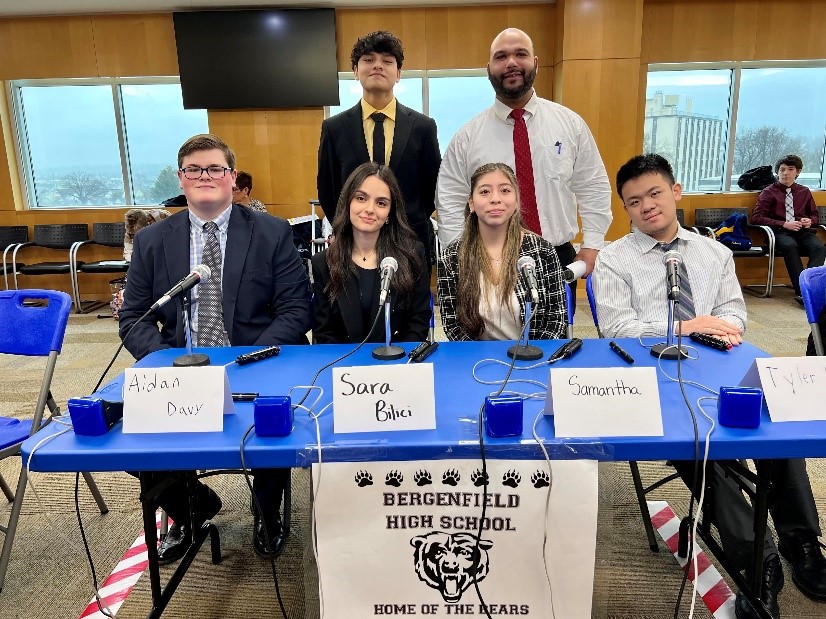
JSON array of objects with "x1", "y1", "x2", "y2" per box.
[
  {"x1": 8, "y1": 76, "x2": 195, "y2": 209},
  {"x1": 647, "y1": 60, "x2": 826, "y2": 192}
]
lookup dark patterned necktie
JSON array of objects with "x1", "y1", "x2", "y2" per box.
[
  {"x1": 371, "y1": 112, "x2": 386, "y2": 165},
  {"x1": 509, "y1": 108, "x2": 541, "y2": 235},
  {"x1": 785, "y1": 187, "x2": 794, "y2": 222},
  {"x1": 197, "y1": 221, "x2": 226, "y2": 347},
  {"x1": 660, "y1": 240, "x2": 695, "y2": 321}
]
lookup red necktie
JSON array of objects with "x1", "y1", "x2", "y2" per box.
[{"x1": 510, "y1": 108, "x2": 541, "y2": 235}]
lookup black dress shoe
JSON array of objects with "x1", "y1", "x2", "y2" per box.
[
  {"x1": 779, "y1": 531, "x2": 826, "y2": 601},
  {"x1": 253, "y1": 514, "x2": 287, "y2": 558},
  {"x1": 794, "y1": 295, "x2": 804, "y2": 306},
  {"x1": 734, "y1": 555, "x2": 784, "y2": 619},
  {"x1": 156, "y1": 488, "x2": 222, "y2": 566}
]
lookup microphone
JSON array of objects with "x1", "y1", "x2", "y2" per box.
[
  {"x1": 517, "y1": 256, "x2": 540, "y2": 305},
  {"x1": 378, "y1": 256, "x2": 398, "y2": 306},
  {"x1": 150, "y1": 264, "x2": 210, "y2": 311},
  {"x1": 563, "y1": 260, "x2": 587, "y2": 284},
  {"x1": 662, "y1": 250, "x2": 682, "y2": 301}
]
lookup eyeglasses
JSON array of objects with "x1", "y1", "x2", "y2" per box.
[{"x1": 180, "y1": 165, "x2": 232, "y2": 180}]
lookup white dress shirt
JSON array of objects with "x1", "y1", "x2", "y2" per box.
[
  {"x1": 436, "y1": 92, "x2": 612, "y2": 249},
  {"x1": 592, "y1": 226, "x2": 747, "y2": 338}
]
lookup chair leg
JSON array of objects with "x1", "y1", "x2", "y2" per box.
[
  {"x1": 282, "y1": 477, "x2": 292, "y2": 533},
  {"x1": 629, "y1": 461, "x2": 659, "y2": 552},
  {"x1": 81, "y1": 472, "x2": 109, "y2": 515},
  {"x1": 0, "y1": 468, "x2": 27, "y2": 593},
  {"x1": 0, "y1": 473, "x2": 14, "y2": 503}
]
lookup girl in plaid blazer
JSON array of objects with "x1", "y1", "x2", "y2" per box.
[{"x1": 437, "y1": 163, "x2": 566, "y2": 341}]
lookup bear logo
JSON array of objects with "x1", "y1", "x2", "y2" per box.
[{"x1": 410, "y1": 531, "x2": 493, "y2": 604}]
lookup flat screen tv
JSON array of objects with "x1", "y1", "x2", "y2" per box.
[{"x1": 173, "y1": 8, "x2": 339, "y2": 110}]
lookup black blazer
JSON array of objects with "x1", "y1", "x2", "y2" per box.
[
  {"x1": 119, "y1": 205, "x2": 312, "y2": 360},
  {"x1": 317, "y1": 101, "x2": 441, "y2": 243},
  {"x1": 311, "y1": 244, "x2": 431, "y2": 345}
]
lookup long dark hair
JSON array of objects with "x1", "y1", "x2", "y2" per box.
[
  {"x1": 456, "y1": 163, "x2": 524, "y2": 339},
  {"x1": 325, "y1": 162, "x2": 422, "y2": 303}
]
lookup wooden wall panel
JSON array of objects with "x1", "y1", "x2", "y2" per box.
[
  {"x1": 0, "y1": 16, "x2": 98, "y2": 80},
  {"x1": 208, "y1": 108, "x2": 324, "y2": 220},
  {"x1": 424, "y1": 5, "x2": 555, "y2": 70},
  {"x1": 553, "y1": 58, "x2": 641, "y2": 242},
  {"x1": 642, "y1": 0, "x2": 826, "y2": 64},
  {"x1": 558, "y1": 0, "x2": 643, "y2": 61},
  {"x1": 335, "y1": 9, "x2": 427, "y2": 71},
  {"x1": 92, "y1": 14, "x2": 179, "y2": 77}
]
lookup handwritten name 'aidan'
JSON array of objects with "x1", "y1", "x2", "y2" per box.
[{"x1": 568, "y1": 375, "x2": 641, "y2": 397}]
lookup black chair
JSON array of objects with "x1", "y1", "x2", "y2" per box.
[
  {"x1": 817, "y1": 207, "x2": 826, "y2": 236},
  {"x1": 0, "y1": 226, "x2": 28, "y2": 290},
  {"x1": 72, "y1": 222, "x2": 128, "y2": 314},
  {"x1": 16, "y1": 224, "x2": 90, "y2": 308},
  {"x1": 693, "y1": 207, "x2": 776, "y2": 297}
]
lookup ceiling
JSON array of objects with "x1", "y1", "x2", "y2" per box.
[{"x1": 0, "y1": 0, "x2": 552, "y2": 18}]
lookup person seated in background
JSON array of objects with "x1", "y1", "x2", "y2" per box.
[
  {"x1": 437, "y1": 162, "x2": 566, "y2": 341},
  {"x1": 232, "y1": 170, "x2": 267, "y2": 212},
  {"x1": 119, "y1": 134, "x2": 311, "y2": 564},
  {"x1": 593, "y1": 153, "x2": 826, "y2": 619},
  {"x1": 751, "y1": 154, "x2": 825, "y2": 305},
  {"x1": 311, "y1": 162, "x2": 430, "y2": 344}
]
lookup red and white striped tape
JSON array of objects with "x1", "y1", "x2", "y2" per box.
[
  {"x1": 78, "y1": 512, "x2": 169, "y2": 619},
  {"x1": 648, "y1": 500, "x2": 736, "y2": 618}
]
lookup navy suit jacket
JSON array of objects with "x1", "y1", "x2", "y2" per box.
[
  {"x1": 310, "y1": 244, "x2": 431, "y2": 345},
  {"x1": 317, "y1": 101, "x2": 441, "y2": 243},
  {"x1": 119, "y1": 205, "x2": 311, "y2": 360}
]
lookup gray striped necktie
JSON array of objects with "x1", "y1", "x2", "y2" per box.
[
  {"x1": 660, "y1": 240, "x2": 695, "y2": 321},
  {"x1": 197, "y1": 221, "x2": 227, "y2": 347},
  {"x1": 785, "y1": 187, "x2": 794, "y2": 222}
]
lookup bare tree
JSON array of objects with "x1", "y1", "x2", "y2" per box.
[
  {"x1": 733, "y1": 125, "x2": 808, "y2": 173},
  {"x1": 56, "y1": 171, "x2": 112, "y2": 205}
]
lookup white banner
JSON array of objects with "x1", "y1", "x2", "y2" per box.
[{"x1": 312, "y1": 459, "x2": 598, "y2": 618}]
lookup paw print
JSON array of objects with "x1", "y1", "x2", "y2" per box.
[
  {"x1": 502, "y1": 469, "x2": 521, "y2": 488},
  {"x1": 413, "y1": 470, "x2": 432, "y2": 486},
  {"x1": 470, "y1": 469, "x2": 489, "y2": 487},
  {"x1": 531, "y1": 470, "x2": 550, "y2": 489},
  {"x1": 442, "y1": 469, "x2": 461, "y2": 486},
  {"x1": 355, "y1": 470, "x2": 373, "y2": 487},
  {"x1": 385, "y1": 470, "x2": 404, "y2": 487}
]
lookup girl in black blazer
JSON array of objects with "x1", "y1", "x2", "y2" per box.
[{"x1": 312, "y1": 162, "x2": 431, "y2": 344}]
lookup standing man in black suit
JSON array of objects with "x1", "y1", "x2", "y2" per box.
[
  {"x1": 119, "y1": 134, "x2": 311, "y2": 564},
  {"x1": 317, "y1": 31, "x2": 441, "y2": 268}
]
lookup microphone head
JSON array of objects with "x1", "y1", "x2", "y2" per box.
[
  {"x1": 517, "y1": 255, "x2": 536, "y2": 271},
  {"x1": 380, "y1": 256, "x2": 398, "y2": 274},
  {"x1": 193, "y1": 264, "x2": 211, "y2": 281},
  {"x1": 662, "y1": 250, "x2": 682, "y2": 266}
]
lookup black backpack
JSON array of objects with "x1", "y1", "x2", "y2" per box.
[{"x1": 737, "y1": 165, "x2": 775, "y2": 191}]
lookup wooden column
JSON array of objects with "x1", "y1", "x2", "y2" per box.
[{"x1": 552, "y1": 0, "x2": 645, "y2": 242}]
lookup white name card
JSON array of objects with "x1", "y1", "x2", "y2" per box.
[
  {"x1": 332, "y1": 363, "x2": 436, "y2": 434},
  {"x1": 546, "y1": 367, "x2": 664, "y2": 438},
  {"x1": 740, "y1": 357, "x2": 826, "y2": 422},
  {"x1": 122, "y1": 366, "x2": 233, "y2": 434}
]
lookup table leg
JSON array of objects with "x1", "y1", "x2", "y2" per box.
[{"x1": 138, "y1": 473, "x2": 163, "y2": 607}]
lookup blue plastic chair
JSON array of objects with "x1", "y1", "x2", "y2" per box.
[
  {"x1": 800, "y1": 266, "x2": 826, "y2": 355},
  {"x1": 584, "y1": 273, "x2": 601, "y2": 337},
  {"x1": 0, "y1": 289, "x2": 108, "y2": 592}
]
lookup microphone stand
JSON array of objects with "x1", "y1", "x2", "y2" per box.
[
  {"x1": 372, "y1": 296, "x2": 405, "y2": 361},
  {"x1": 507, "y1": 301, "x2": 544, "y2": 361},
  {"x1": 650, "y1": 297, "x2": 688, "y2": 360},
  {"x1": 173, "y1": 295, "x2": 210, "y2": 367}
]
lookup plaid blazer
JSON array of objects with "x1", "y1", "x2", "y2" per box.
[{"x1": 437, "y1": 232, "x2": 566, "y2": 341}]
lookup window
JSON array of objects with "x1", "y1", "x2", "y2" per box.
[
  {"x1": 645, "y1": 62, "x2": 826, "y2": 192},
  {"x1": 11, "y1": 78, "x2": 209, "y2": 208},
  {"x1": 328, "y1": 70, "x2": 489, "y2": 155}
]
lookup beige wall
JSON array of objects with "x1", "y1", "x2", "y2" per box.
[{"x1": 1, "y1": 1, "x2": 825, "y2": 295}]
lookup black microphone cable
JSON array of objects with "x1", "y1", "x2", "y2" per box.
[{"x1": 235, "y1": 302, "x2": 386, "y2": 616}]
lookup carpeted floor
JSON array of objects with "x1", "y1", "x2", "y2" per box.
[{"x1": 1, "y1": 287, "x2": 825, "y2": 618}]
